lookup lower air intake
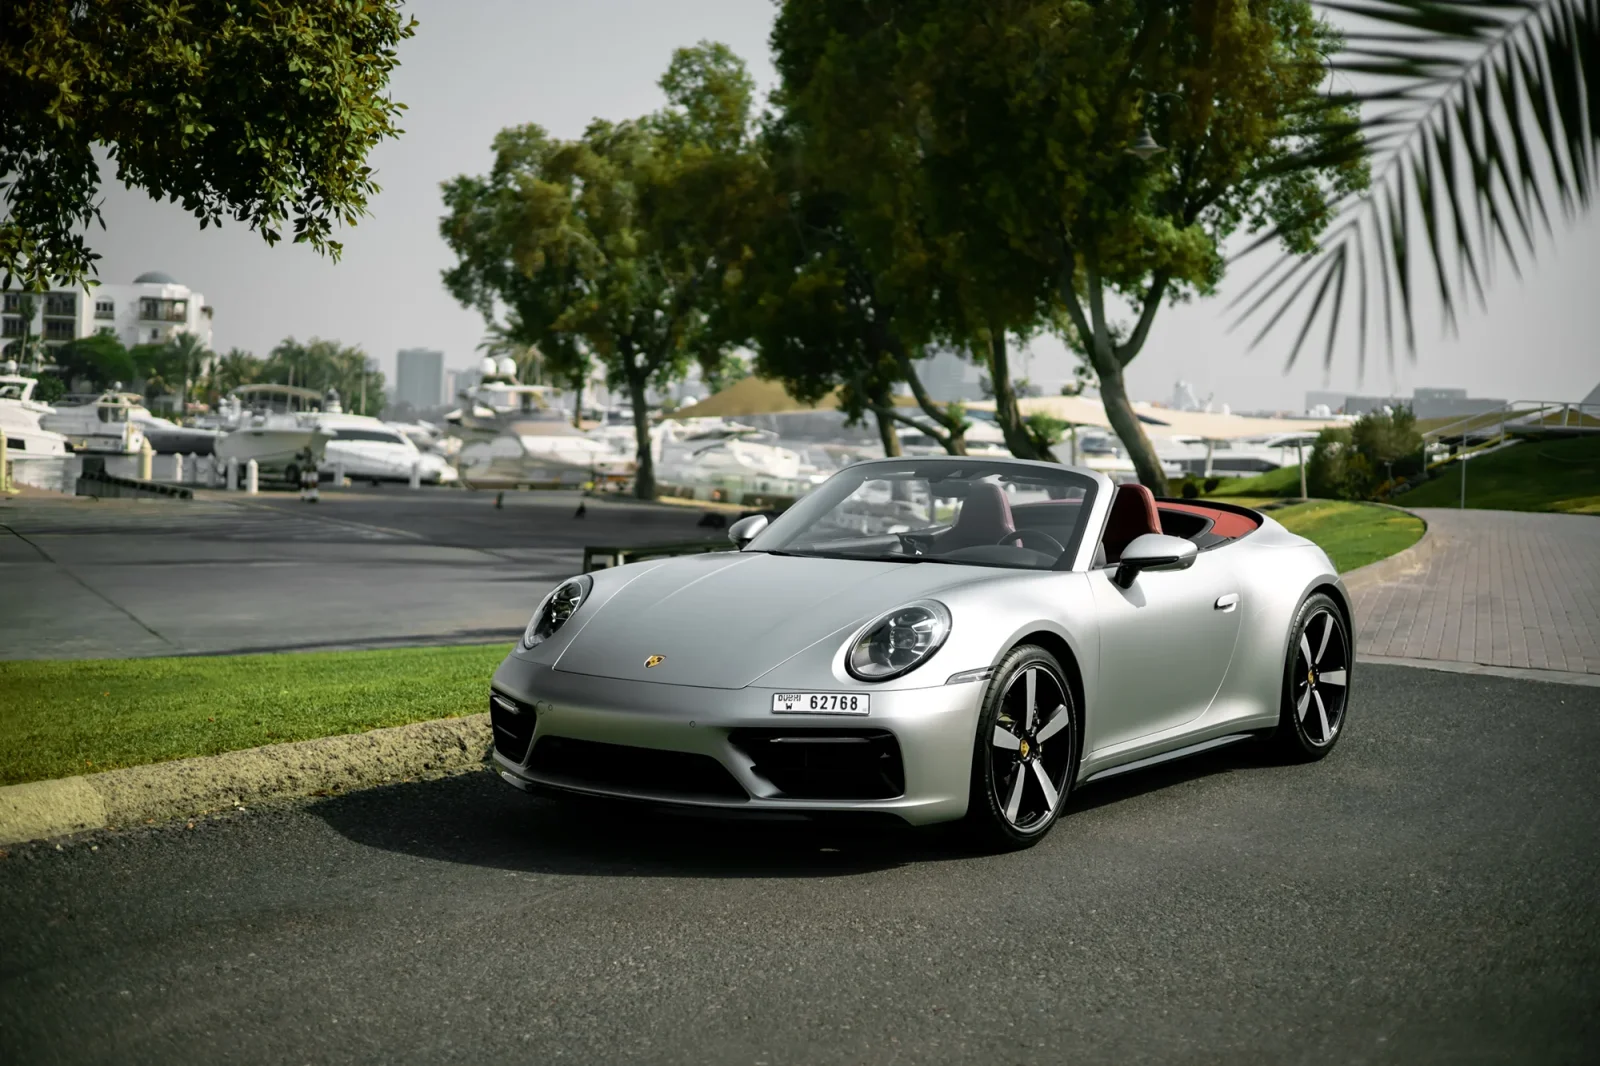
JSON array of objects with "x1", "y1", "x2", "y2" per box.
[{"x1": 729, "y1": 729, "x2": 906, "y2": 800}]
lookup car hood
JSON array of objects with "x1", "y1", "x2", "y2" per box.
[{"x1": 554, "y1": 551, "x2": 981, "y2": 689}]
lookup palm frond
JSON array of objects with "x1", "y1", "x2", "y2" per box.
[{"x1": 1234, "y1": 0, "x2": 1599, "y2": 369}]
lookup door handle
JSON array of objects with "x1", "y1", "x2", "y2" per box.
[{"x1": 1214, "y1": 593, "x2": 1240, "y2": 612}]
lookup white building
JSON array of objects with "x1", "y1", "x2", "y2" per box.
[
  {"x1": 396, "y1": 347, "x2": 446, "y2": 409},
  {"x1": 1, "y1": 270, "x2": 214, "y2": 354}
]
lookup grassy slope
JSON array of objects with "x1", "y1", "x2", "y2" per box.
[
  {"x1": 0, "y1": 644, "x2": 507, "y2": 786},
  {"x1": 1270, "y1": 500, "x2": 1426, "y2": 573},
  {"x1": 1397, "y1": 436, "x2": 1600, "y2": 514},
  {"x1": 1193, "y1": 465, "x2": 1304, "y2": 498}
]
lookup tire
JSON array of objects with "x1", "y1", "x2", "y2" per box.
[
  {"x1": 1268, "y1": 592, "x2": 1352, "y2": 762},
  {"x1": 963, "y1": 645, "x2": 1078, "y2": 851}
]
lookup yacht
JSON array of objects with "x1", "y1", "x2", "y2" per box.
[
  {"x1": 0, "y1": 369, "x2": 70, "y2": 457},
  {"x1": 118, "y1": 394, "x2": 218, "y2": 455},
  {"x1": 213, "y1": 385, "x2": 332, "y2": 481},
  {"x1": 317, "y1": 399, "x2": 458, "y2": 485},
  {"x1": 39, "y1": 389, "x2": 147, "y2": 454},
  {"x1": 447, "y1": 358, "x2": 631, "y2": 485},
  {"x1": 655, "y1": 418, "x2": 831, "y2": 498}
]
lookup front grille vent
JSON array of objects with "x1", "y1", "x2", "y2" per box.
[
  {"x1": 489, "y1": 693, "x2": 535, "y2": 765},
  {"x1": 729, "y1": 729, "x2": 905, "y2": 800},
  {"x1": 528, "y1": 736, "x2": 748, "y2": 801}
]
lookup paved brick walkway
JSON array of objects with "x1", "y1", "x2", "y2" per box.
[{"x1": 1349, "y1": 509, "x2": 1600, "y2": 674}]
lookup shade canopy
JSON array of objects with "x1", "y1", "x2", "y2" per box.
[
  {"x1": 967, "y1": 395, "x2": 1342, "y2": 441},
  {"x1": 671, "y1": 376, "x2": 914, "y2": 419}
]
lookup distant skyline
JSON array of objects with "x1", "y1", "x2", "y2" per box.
[{"x1": 81, "y1": 0, "x2": 1600, "y2": 411}]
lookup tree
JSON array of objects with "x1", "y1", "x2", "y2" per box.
[
  {"x1": 132, "y1": 332, "x2": 210, "y2": 413},
  {"x1": 206, "y1": 347, "x2": 265, "y2": 401},
  {"x1": 1, "y1": 0, "x2": 416, "y2": 291},
  {"x1": 773, "y1": 0, "x2": 1367, "y2": 491},
  {"x1": 441, "y1": 43, "x2": 757, "y2": 499},
  {"x1": 264, "y1": 337, "x2": 384, "y2": 416},
  {"x1": 49, "y1": 331, "x2": 135, "y2": 391},
  {"x1": 1236, "y1": 0, "x2": 1600, "y2": 368}
]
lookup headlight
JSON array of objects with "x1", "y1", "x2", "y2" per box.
[
  {"x1": 522, "y1": 574, "x2": 593, "y2": 649},
  {"x1": 845, "y1": 600, "x2": 951, "y2": 681}
]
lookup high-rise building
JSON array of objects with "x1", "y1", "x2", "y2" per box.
[{"x1": 396, "y1": 348, "x2": 446, "y2": 410}]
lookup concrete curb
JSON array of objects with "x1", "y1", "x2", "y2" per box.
[
  {"x1": 0, "y1": 714, "x2": 491, "y2": 846},
  {"x1": 1339, "y1": 508, "x2": 1434, "y2": 592}
]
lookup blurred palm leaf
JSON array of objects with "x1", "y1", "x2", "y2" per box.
[{"x1": 1234, "y1": 0, "x2": 1599, "y2": 371}]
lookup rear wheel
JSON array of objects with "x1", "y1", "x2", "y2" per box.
[
  {"x1": 964, "y1": 645, "x2": 1078, "y2": 850},
  {"x1": 1268, "y1": 593, "x2": 1351, "y2": 761}
]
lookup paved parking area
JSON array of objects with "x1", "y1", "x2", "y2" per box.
[
  {"x1": 0, "y1": 488, "x2": 723, "y2": 659},
  {"x1": 1349, "y1": 509, "x2": 1600, "y2": 675}
]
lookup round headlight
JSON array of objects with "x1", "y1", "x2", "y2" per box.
[
  {"x1": 522, "y1": 575, "x2": 593, "y2": 649},
  {"x1": 846, "y1": 600, "x2": 951, "y2": 681}
]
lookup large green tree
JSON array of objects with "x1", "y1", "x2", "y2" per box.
[
  {"x1": 1, "y1": 0, "x2": 415, "y2": 291},
  {"x1": 264, "y1": 337, "x2": 384, "y2": 416},
  {"x1": 441, "y1": 43, "x2": 755, "y2": 499},
  {"x1": 774, "y1": 0, "x2": 1368, "y2": 490}
]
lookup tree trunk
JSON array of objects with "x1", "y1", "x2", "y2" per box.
[
  {"x1": 895, "y1": 348, "x2": 967, "y2": 454},
  {"x1": 1089, "y1": 346, "x2": 1168, "y2": 493},
  {"x1": 985, "y1": 325, "x2": 1045, "y2": 460},
  {"x1": 626, "y1": 369, "x2": 655, "y2": 500},
  {"x1": 571, "y1": 371, "x2": 585, "y2": 429},
  {"x1": 871, "y1": 405, "x2": 902, "y2": 457}
]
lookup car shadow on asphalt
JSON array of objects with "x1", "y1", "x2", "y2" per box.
[
  {"x1": 312, "y1": 741, "x2": 1274, "y2": 878},
  {"x1": 311, "y1": 769, "x2": 965, "y2": 878}
]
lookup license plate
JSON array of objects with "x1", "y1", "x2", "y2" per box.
[{"x1": 771, "y1": 692, "x2": 870, "y2": 715}]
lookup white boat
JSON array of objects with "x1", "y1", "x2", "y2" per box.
[
  {"x1": 119, "y1": 394, "x2": 219, "y2": 455},
  {"x1": 318, "y1": 407, "x2": 458, "y2": 485},
  {"x1": 655, "y1": 418, "x2": 830, "y2": 498},
  {"x1": 0, "y1": 370, "x2": 70, "y2": 458},
  {"x1": 447, "y1": 358, "x2": 632, "y2": 485},
  {"x1": 213, "y1": 385, "x2": 332, "y2": 480},
  {"x1": 39, "y1": 389, "x2": 147, "y2": 455}
]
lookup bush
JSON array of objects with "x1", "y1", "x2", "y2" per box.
[
  {"x1": 1203, "y1": 476, "x2": 1221, "y2": 493},
  {"x1": 1308, "y1": 407, "x2": 1425, "y2": 499},
  {"x1": 1180, "y1": 479, "x2": 1200, "y2": 499}
]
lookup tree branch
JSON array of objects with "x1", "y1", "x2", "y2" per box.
[{"x1": 1115, "y1": 269, "x2": 1171, "y2": 366}]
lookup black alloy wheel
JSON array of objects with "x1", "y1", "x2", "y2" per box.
[
  {"x1": 1270, "y1": 592, "x2": 1352, "y2": 761},
  {"x1": 966, "y1": 645, "x2": 1078, "y2": 850}
]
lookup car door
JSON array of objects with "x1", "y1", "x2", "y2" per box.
[{"x1": 1087, "y1": 547, "x2": 1243, "y2": 751}]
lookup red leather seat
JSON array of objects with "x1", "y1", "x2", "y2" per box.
[
  {"x1": 1100, "y1": 483, "x2": 1161, "y2": 563},
  {"x1": 934, "y1": 482, "x2": 1016, "y2": 551}
]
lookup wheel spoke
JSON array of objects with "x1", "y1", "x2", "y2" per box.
[
  {"x1": 1314, "y1": 689, "x2": 1332, "y2": 740},
  {"x1": 1319, "y1": 668, "x2": 1348, "y2": 687},
  {"x1": 1314, "y1": 613, "x2": 1334, "y2": 665},
  {"x1": 1031, "y1": 760, "x2": 1059, "y2": 813},
  {"x1": 992, "y1": 725, "x2": 1021, "y2": 751},
  {"x1": 1299, "y1": 633, "x2": 1313, "y2": 669},
  {"x1": 1296, "y1": 684, "x2": 1311, "y2": 720},
  {"x1": 1036, "y1": 704, "x2": 1071, "y2": 743},
  {"x1": 1004, "y1": 767, "x2": 1026, "y2": 823},
  {"x1": 1024, "y1": 668, "x2": 1037, "y2": 731}
]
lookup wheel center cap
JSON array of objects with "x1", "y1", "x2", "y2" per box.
[
  {"x1": 1307, "y1": 668, "x2": 1316, "y2": 686},
  {"x1": 1018, "y1": 739, "x2": 1031, "y2": 759}
]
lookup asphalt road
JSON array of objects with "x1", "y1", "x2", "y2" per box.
[
  {"x1": 0, "y1": 487, "x2": 728, "y2": 659},
  {"x1": 2, "y1": 665, "x2": 1596, "y2": 1064}
]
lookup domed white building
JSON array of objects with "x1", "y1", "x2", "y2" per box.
[{"x1": 1, "y1": 270, "x2": 214, "y2": 354}]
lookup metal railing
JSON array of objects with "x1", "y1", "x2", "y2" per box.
[{"x1": 1414, "y1": 399, "x2": 1599, "y2": 509}]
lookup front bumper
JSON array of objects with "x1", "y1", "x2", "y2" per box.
[{"x1": 489, "y1": 656, "x2": 984, "y2": 826}]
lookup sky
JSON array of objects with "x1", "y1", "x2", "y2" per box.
[{"x1": 84, "y1": 0, "x2": 1600, "y2": 412}]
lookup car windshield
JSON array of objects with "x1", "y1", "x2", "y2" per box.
[{"x1": 746, "y1": 459, "x2": 1099, "y2": 570}]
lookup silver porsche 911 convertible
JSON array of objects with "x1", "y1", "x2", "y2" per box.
[{"x1": 489, "y1": 456, "x2": 1352, "y2": 848}]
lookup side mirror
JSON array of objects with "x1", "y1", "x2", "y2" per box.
[
  {"x1": 728, "y1": 513, "x2": 769, "y2": 549},
  {"x1": 1113, "y1": 533, "x2": 1197, "y2": 589}
]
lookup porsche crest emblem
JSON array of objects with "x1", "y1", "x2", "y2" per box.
[{"x1": 644, "y1": 655, "x2": 665, "y2": 668}]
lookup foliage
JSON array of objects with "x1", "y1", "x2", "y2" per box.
[
  {"x1": 263, "y1": 337, "x2": 384, "y2": 416},
  {"x1": 441, "y1": 43, "x2": 757, "y2": 498},
  {"x1": 0, "y1": 644, "x2": 506, "y2": 787},
  {"x1": 49, "y1": 331, "x2": 136, "y2": 391},
  {"x1": 1308, "y1": 406, "x2": 1424, "y2": 498},
  {"x1": 1236, "y1": 0, "x2": 1600, "y2": 369},
  {"x1": 132, "y1": 332, "x2": 210, "y2": 411},
  {"x1": 207, "y1": 347, "x2": 267, "y2": 397},
  {"x1": 1, "y1": 0, "x2": 416, "y2": 291},
  {"x1": 772, "y1": 0, "x2": 1368, "y2": 488}
]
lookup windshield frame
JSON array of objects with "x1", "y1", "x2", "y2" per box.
[{"x1": 745, "y1": 456, "x2": 1112, "y2": 573}]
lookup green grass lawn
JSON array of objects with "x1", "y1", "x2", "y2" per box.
[
  {"x1": 0, "y1": 644, "x2": 508, "y2": 787},
  {"x1": 1270, "y1": 499, "x2": 1426, "y2": 573},
  {"x1": 1190, "y1": 465, "x2": 1306, "y2": 498},
  {"x1": 1397, "y1": 436, "x2": 1600, "y2": 514}
]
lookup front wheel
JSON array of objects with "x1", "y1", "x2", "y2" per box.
[
  {"x1": 964, "y1": 645, "x2": 1078, "y2": 850},
  {"x1": 1267, "y1": 592, "x2": 1352, "y2": 761}
]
